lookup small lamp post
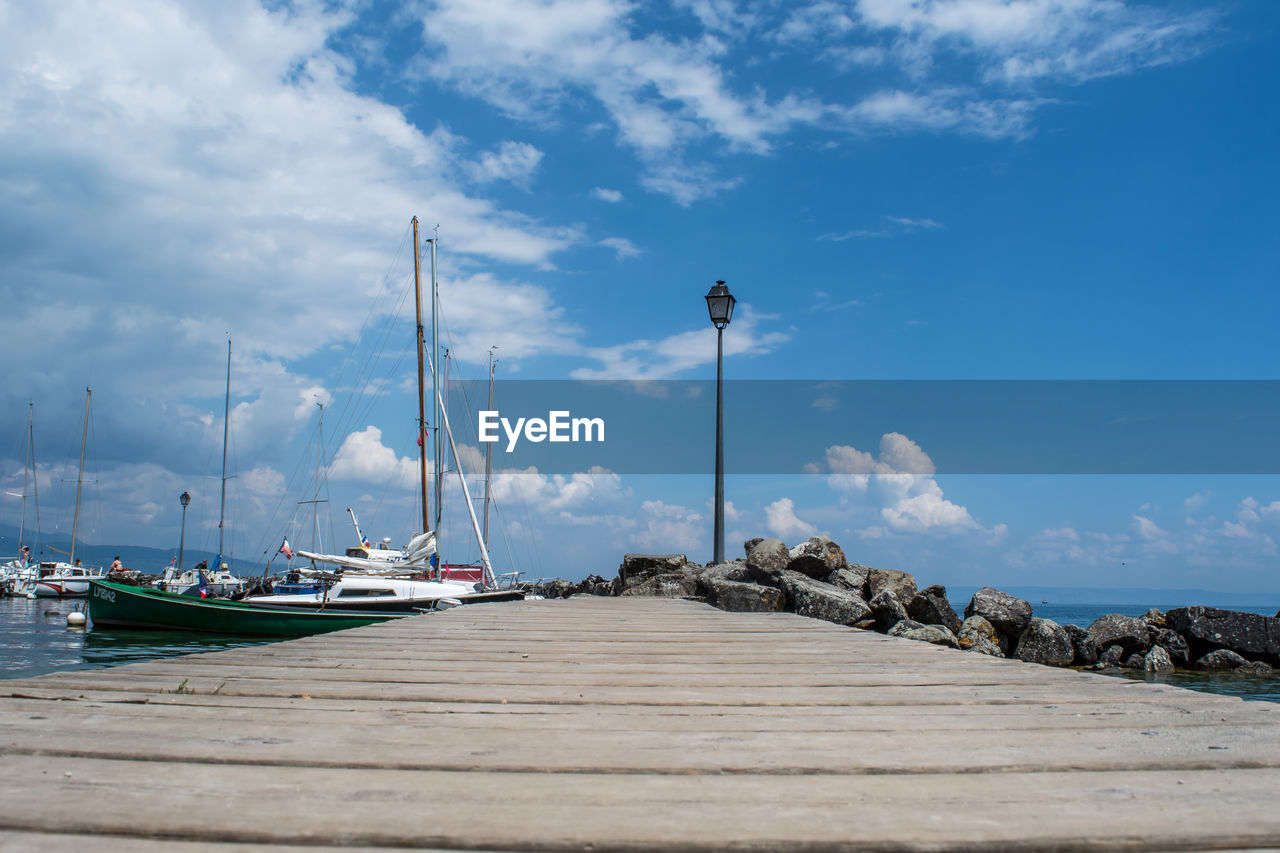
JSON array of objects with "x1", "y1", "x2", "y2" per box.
[
  {"x1": 705, "y1": 280, "x2": 736, "y2": 565},
  {"x1": 178, "y1": 491, "x2": 191, "y2": 572}
]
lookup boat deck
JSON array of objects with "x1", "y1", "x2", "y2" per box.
[{"x1": 1, "y1": 596, "x2": 1279, "y2": 850}]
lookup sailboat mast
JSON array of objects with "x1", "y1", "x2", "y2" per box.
[
  {"x1": 435, "y1": 384, "x2": 495, "y2": 587},
  {"x1": 70, "y1": 387, "x2": 90, "y2": 566},
  {"x1": 313, "y1": 402, "x2": 324, "y2": 552},
  {"x1": 29, "y1": 403, "x2": 41, "y2": 559},
  {"x1": 431, "y1": 232, "x2": 442, "y2": 537},
  {"x1": 18, "y1": 403, "x2": 31, "y2": 556},
  {"x1": 483, "y1": 352, "x2": 495, "y2": 547},
  {"x1": 218, "y1": 339, "x2": 231, "y2": 559},
  {"x1": 412, "y1": 217, "x2": 431, "y2": 536}
]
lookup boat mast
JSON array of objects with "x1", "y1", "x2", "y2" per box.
[
  {"x1": 29, "y1": 403, "x2": 41, "y2": 559},
  {"x1": 218, "y1": 339, "x2": 231, "y2": 561},
  {"x1": 483, "y1": 350, "x2": 495, "y2": 548},
  {"x1": 412, "y1": 217, "x2": 431, "y2": 537},
  {"x1": 313, "y1": 401, "x2": 325, "y2": 552},
  {"x1": 69, "y1": 387, "x2": 90, "y2": 566},
  {"x1": 17, "y1": 403, "x2": 31, "y2": 557},
  {"x1": 431, "y1": 229, "x2": 442, "y2": 539}
]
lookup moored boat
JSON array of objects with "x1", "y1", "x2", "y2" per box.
[{"x1": 88, "y1": 579, "x2": 404, "y2": 636}]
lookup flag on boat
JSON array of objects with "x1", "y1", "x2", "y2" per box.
[
  {"x1": 279, "y1": 538, "x2": 293, "y2": 559},
  {"x1": 198, "y1": 561, "x2": 213, "y2": 598},
  {"x1": 362, "y1": 536, "x2": 371, "y2": 548}
]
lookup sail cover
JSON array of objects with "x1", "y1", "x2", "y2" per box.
[{"x1": 297, "y1": 531, "x2": 436, "y2": 573}]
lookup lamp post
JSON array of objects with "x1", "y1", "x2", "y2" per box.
[
  {"x1": 705, "y1": 280, "x2": 736, "y2": 565},
  {"x1": 178, "y1": 491, "x2": 191, "y2": 572}
]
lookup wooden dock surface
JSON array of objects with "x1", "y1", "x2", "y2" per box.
[{"x1": 1, "y1": 596, "x2": 1278, "y2": 850}]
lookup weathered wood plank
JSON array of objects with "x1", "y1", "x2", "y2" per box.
[{"x1": 2, "y1": 596, "x2": 1277, "y2": 850}]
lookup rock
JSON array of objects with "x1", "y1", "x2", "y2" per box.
[
  {"x1": 1096, "y1": 645, "x2": 1127, "y2": 669},
  {"x1": 706, "y1": 579, "x2": 785, "y2": 613},
  {"x1": 785, "y1": 535, "x2": 848, "y2": 579},
  {"x1": 1140, "y1": 608, "x2": 1166, "y2": 628},
  {"x1": 869, "y1": 589, "x2": 908, "y2": 632},
  {"x1": 888, "y1": 619, "x2": 958, "y2": 647},
  {"x1": 575, "y1": 574, "x2": 613, "y2": 596},
  {"x1": 1194, "y1": 648, "x2": 1249, "y2": 671},
  {"x1": 957, "y1": 615, "x2": 1003, "y2": 657},
  {"x1": 618, "y1": 574, "x2": 701, "y2": 598},
  {"x1": 777, "y1": 571, "x2": 872, "y2": 627},
  {"x1": 1015, "y1": 618, "x2": 1075, "y2": 667},
  {"x1": 1151, "y1": 627, "x2": 1190, "y2": 667},
  {"x1": 964, "y1": 587, "x2": 1033, "y2": 639},
  {"x1": 1084, "y1": 614, "x2": 1151, "y2": 655},
  {"x1": 1063, "y1": 623, "x2": 1097, "y2": 666},
  {"x1": 695, "y1": 561, "x2": 753, "y2": 585},
  {"x1": 827, "y1": 565, "x2": 871, "y2": 598},
  {"x1": 1165, "y1": 606, "x2": 1279, "y2": 661},
  {"x1": 613, "y1": 554, "x2": 701, "y2": 597},
  {"x1": 1123, "y1": 652, "x2": 1147, "y2": 669},
  {"x1": 867, "y1": 568, "x2": 917, "y2": 608},
  {"x1": 907, "y1": 585, "x2": 962, "y2": 635},
  {"x1": 1143, "y1": 645, "x2": 1175, "y2": 673},
  {"x1": 1238, "y1": 660, "x2": 1274, "y2": 675},
  {"x1": 745, "y1": 539, "x2": 790, "y2": 586},
  {"x1": 743, "y1": 537, "x2": 763, "y2": 554},
  {"x1": 537, "y1": 579, "x2": 577, "y2": 599}
]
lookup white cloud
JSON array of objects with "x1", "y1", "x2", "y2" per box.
[
  {"x1": 468, "y1": 141, "x2": 544, "y2": 186},
  {"x1": 592, "y1": 187, "x2": 624, "y2": 203},
  {"x1": 765, "y1": 497, "x2": 817, "y2": 541},
  {"x1": 328, "y1": 426, "x2": 418, "y2": 489},
  {"x1": 815, "y1": 433, "x2": 997, "y2": 536},
  {"x1": 600, "y1": 237, "x2": 642, "y2": 260}
]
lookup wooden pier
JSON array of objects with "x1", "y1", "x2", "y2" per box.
[{"x1": 1, "y1": 597, "x2": 1279, "y2": 850}]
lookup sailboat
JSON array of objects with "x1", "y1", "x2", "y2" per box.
[
  {"x1": 1, "y1": 403, "x2": 40, "y2": 596},
  {"x1": 155, "y1": 341, "x2": 246, "y2": 598},
  {"x1": 246, "y1": 219, "x2": 522, "y2": 612},
  {"x1": 25, "y1": 389, "x2": 108, "y2": 598}
]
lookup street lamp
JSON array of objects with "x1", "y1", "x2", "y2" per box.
[
  {"x1": 705, "y1": 280, "x2": 736, "y2": 565},
  {"x1": 178, "y1": 491, "x2": 191, "y2": 572}
]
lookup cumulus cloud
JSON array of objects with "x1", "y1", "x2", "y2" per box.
[
  {"x1": 811, "y1": 432, "x2": 999, "y2": 537},
  {"x1": 592, "y1": 187, "x2": 624, "y2": 203},
  {"x1": 600, "y1": 237, "x2": 642, "y2": 260},
  {"x1": 328, "y1": 426, "x2": 418, "y2": 489},
  {"x1": 765, "y1": 497, "x2": 818, "y2": 540},
  {"x1": 468, "y1": 140, "x2": 544, "y2": 186}
]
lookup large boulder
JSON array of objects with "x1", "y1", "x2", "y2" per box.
[
  {"x1": 869, "y1": 589, "x2": 908, "y2": 632},
  {"x1": 1084, "y1": 614, "x2": 1151, "y2": 655},
  {"x1": 706, "y1": 579, "x2": 785, "y2": 613},
  {"x1": 695, "y1": 561, "x2": 753, "y2": 587},
  {"x1": 1143, "y1": 645, "x2": 1175, "y2": 673},
  {"x1": 957, "y1": 615, "x2": 1003, "y2": 657},
  {"x1": 1096, "y1": 645, "x2": 1127, "y2": 669},
  {"x1": 1015, "y1": 618, "x2": 1075, "y2": 667},
  {"x1": 867, "y1": 568, "x2": 917, "y2": 607},
  {"x1": 964, "y1": 587, "x2": 1032, "y2": 639},
  {"x1": 1165, "y1": 606, "x2": 1280, "y2": 661},
  {"x1": 745, "y1": 539, "x2": 790, "y2": 586},
  {"x1": 575, "y1": 574, "x2": 613, "y2": 596},
  {"x1": 827, "y1": 565, "x2": 872, "y2": 598},
  {"x1": 785, "y1": 535, "x2": 848, "y2": 579},
  {"x1": 613, "y1": 554, "x2": 702, "y2": 598},
  {"x1": 1151, "y1": 627, "x2": 1190, "y2": 667},
  {"x1": 907, "y1": 585, "x2": 962, "y2": 635},
  {"x1": 1062, "y1": 623, "x2": 1097, "y2": 666},
  {"x1": 1239, "y1": 660, "x2": 1274, "y2": 676},
  {"x1": 1194, "y1": 648, "x2": 1249, "y2": 671},
  {"x1": 778, "y1": 571, "x2": 872, "y2": 627},
  {"x1": 888, "y1": 619, "x2": 958, "y2": 648}
]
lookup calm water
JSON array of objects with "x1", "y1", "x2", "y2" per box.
[
  {"x1": 1, "y1": 596, "x2": 1276, "y2": 703},
  {"x1": 0, "y1": 595, "x2": 275, "y2": 678}
]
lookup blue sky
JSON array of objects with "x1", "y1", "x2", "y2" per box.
[{"x1": 2, "y1": 0, "x2": 1279, "y2": 592}]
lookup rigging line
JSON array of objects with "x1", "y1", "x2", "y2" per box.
[
  {"x1": 328, "y1": 279, "x2": 414, "y2": 446},
  {"x1": 250, "y1": 410, "x2": 326, "y2": 559}
]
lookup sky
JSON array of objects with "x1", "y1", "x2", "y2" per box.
[{"x1": 1, "y1": 0, "x2": 1279, "y2": 594}]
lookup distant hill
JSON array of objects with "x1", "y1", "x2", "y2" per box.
[{"x1": 0, "y1": 524, "x2": 252, "y2": 574}]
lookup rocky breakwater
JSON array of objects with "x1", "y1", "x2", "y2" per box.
[{"x1": 567, "y1": 537, "x2": 1280, "y2": 677}]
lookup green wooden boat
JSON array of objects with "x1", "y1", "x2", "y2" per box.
[{"x1": 88, "y1": 580, "x2": 404, "y2": 637}]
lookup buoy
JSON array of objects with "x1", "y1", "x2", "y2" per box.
[{"x1": 66, "y1": 612, "x2": 87, "y2": 628}]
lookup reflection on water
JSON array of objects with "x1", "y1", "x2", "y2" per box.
[
  {"x1": 0, "y1": 595, "x2": 274, "y2": 678},
  {"x1": 1097, "y1": 669, "x2": 1280, "y2": 703}
]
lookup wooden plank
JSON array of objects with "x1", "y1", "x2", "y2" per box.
[{"x1": 2, "y1": 596, "x2": 1277, "y2": 850}]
